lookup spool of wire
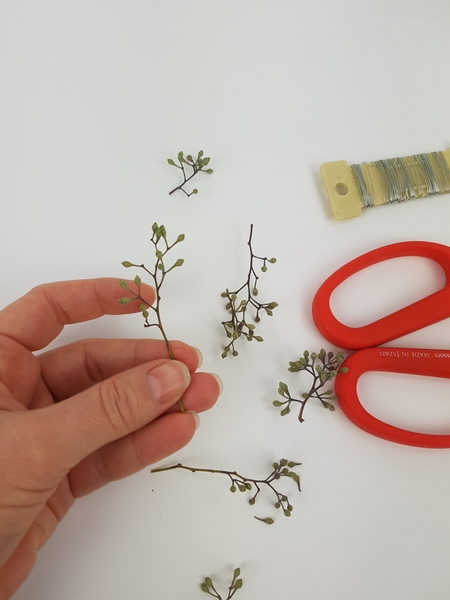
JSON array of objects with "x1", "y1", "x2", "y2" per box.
[{"x1": 321, "y1": 150, "x2": 450, "y2": 219}]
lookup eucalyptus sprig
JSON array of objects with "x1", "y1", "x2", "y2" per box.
[
  {"x1": 221, "y1": 224, "x2": 277, "y2": 358},
  {"x1": 273, "y1": 349, "x2": 348, "y2": 423},
  {"x1": 168, "y1": 150, "x2": 213, "y2": 196},
  {"x1": 118, "y1": 222, "x2": 185, "y2": 411},
  {"x1": 201, "y1": 568, "x2": 243, "y2": 599},
  {"x1": 151, "y1": 458, "x2": 301, "y2": 521}
]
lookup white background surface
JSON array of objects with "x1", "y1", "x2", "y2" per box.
[{"x1": 1, "y1": 1, "x2": 450, "y2": 598}]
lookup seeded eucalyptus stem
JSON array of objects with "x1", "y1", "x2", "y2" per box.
[
  {"x1": 221, "y1": 224, "x2": 277, "y2": 358},
  {"x1": 201, "y1": 568, "x2": 243, "y2": 599},
  {"x1": 152, "y1": 458, "x2": 301, "y2": 521},
  {"x1": 273, "y1": 349, "x2": 348, "y2": 422},
  {"x1": 119, "y1": 223, "x2": 185, "y2": 411},
  {"x1": 168, "y1": 150, "x2": 213, "y2": 197}
]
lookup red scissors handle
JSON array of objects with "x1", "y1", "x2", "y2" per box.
[
  {"x1": 335, "y1": 347, "x2": 450, "y2": 447},
  {"x1": 312, "y1": 241, "x2": 450, "y2": 350}
]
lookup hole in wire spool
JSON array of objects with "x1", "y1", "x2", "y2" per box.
[
  {"x1": 358, "y1": 371, "x2": 450, "y2": 435},
  {"x1": 330, "y1": 256, "x2": 445, "y2": 329},
  {"x1": 335, "y1": 182, "x2": 349, "y2": 196}
]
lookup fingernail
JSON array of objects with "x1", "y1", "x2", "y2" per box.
[
  {"x1": 193, "y1": 347, "x2": 203, "y2": 368},
  {"x1": 211, "y1": 373, "x2": 224, "y2": 395},
  {"x1": 147, "y1": 361, "x2": 190, "y2": 404},
  {"x1": 186, "y1": 410, "x2": 200, "y2": 430}
]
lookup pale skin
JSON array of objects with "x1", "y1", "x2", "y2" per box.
[{"x1": 0, "y1": 278, "x2": 221, "y2": 599}]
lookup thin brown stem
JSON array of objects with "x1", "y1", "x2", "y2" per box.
[
  {"x1": 169, "y1": 166, "x2": 199, "y2": 196},
  {"x1": 152, "y1": 459, "x2": 301, "y2": 518},
  {"x1": 119, "y1": 223, "x2": 186, "y2": 412}
]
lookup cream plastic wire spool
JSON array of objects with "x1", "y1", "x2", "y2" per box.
[{"x1": 321, "y1": 150, "x2": 450, "y2": 219}]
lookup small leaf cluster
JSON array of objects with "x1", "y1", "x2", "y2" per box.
[
  {"x1": 201, "y1": 568, "x2": 243, "y2": 599},
  {"x1": 119, "y1": 222, "x2": 184, "y2": 335},
  {"x1": 221, "y1": 224, "x2": 277, "y2": 358},
  {"x1": 227, "y1": 458, "x2": 300, "y2": 519},
  {"x1": 168, "y1": 150, "x2": 213, "y2": 196},
  {"x1": 259, "y1": 458, "x2": 301, "y2": 519},
  {"x1": 273, "y1": 349, "x2": 348, "y2": 423}
]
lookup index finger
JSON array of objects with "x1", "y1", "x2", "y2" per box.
[{"x1": 0, "y1": 278, "x2": 155, "y2": 351}]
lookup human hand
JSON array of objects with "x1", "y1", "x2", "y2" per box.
[{"x1": 0, "y1": 278, "x2": 221, "y2": 599}]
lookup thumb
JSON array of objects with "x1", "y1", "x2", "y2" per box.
[{"x1": 29, "y1": 359, "x2": 191, "y2": 479}]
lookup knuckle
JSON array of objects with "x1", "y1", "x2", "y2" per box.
[{"x1": 96, "y1": 377, "x2": 141, "y2": 433}]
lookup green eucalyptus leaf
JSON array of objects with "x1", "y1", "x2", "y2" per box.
[{"x1": 254, "y1": 516, "x2": 274, "y2": 525}]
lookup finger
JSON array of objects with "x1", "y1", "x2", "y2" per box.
[
  {"x1": 0, "y1": 380, "x2": 27, "y2": 413},
  {"x1": 0, "y1": 477, "x2": 74, "y2": 596},
  {"x1": 69, "y1": 412, "x2": 197, "y2": 496},
  {"x1": 0, "y1": 526, "x2": 39, "y2": 600},
  {"x1": 0, "y1": 278, "x2": 155, "y2": 351},
  {"x1": 165, "y1": 371, "x2": 222, "y2": 414},
  {"x1": 0, "y1": 335, "x2": 40, "y2": 409},
  {"x1": 38, "y1": 338, "x2": 201, "y2": 403},
  {"x1": 22, "y1": 359, "x2": 191, "y2": 483},
  {"x1": 68, "y1": 372, "x2": 221, "y2": 496}
]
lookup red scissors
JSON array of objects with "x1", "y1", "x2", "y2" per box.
[{"x1": 312, "y1": 241, "x2": 450, "y2": 448}]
